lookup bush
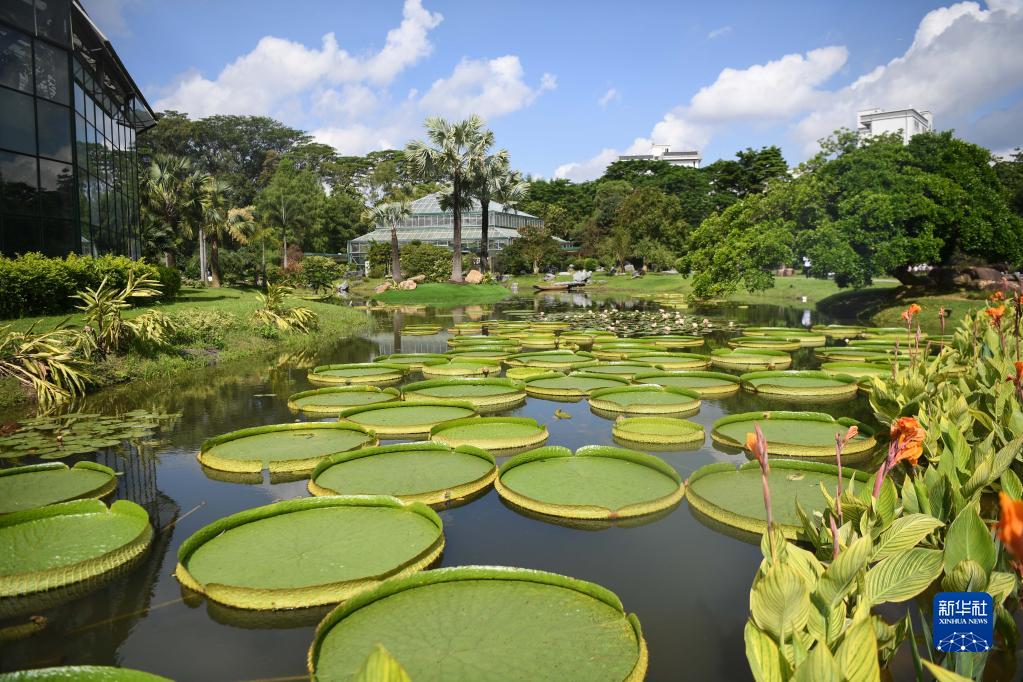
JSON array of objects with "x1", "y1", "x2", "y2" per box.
[
  {"x1": 167, "y1": 309, "x2": 237, "y2": 349},
  {"x1": 155, "y1": 265, "x2": 182, "y2": 299},
  {"x1": 301, "y1": 256, "x2": 342, "y2": 292},
  {"x1": 400, "y1": 242, "x2": 452, "y2": 282},
  {"x1": 0, "y1": 252, "x2": 173, "y2": 319},
  {"x1": 583, "y1": 257, "x2": 599, "y2": 271}
]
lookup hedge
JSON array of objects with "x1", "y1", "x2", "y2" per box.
[{"x1": 0, "y1": 253, "x2": 180, "y2": 319}]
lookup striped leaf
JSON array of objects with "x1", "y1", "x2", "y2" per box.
[
  {"x1": 865, "y1": 548, "x2": 943, "y2": 605},
  {"x1": 871, "y1": 514, "x2": 943, "y2": 561},
  {"x1": 922, "y1": 660, "x2": 972, "y2": 682},
  {"x1": 835, "y1": 616, "x2": 880, "y2": 682},
  {"x1": 943, "y1": 506, "x2": 996, "y2": 575},
  {"x1": 815, "y1": 537, "x2": 871, "y2": 607},
  {"x1": 987, "y1": 571, "x2": 1017, "y2": 604},
  {"x1": 751, "y1": 563, "x2": 810, "y2": 641},
  {"x1": 792, "y1": 643, "x2": 840, "y2": 682},
  {"x1": 744, "y1": 619, "x2": 788, "y2": 682}
]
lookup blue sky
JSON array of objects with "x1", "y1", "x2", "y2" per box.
[{"x1": 91, "y1": 0, "x2": 1023, "y2": 179}]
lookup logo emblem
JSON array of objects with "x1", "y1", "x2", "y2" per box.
[{"x1": 933, "y1": 592, "x2": 994, "y2": 653}]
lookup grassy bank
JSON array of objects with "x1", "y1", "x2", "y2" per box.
[
  {"x1": 371, "y1": 283, "x2": 511, "y2": 306},
  {"x1": 0, "y1": 287, "x2": 373, "y2": 410},
  {"x1": 818, "y1": 286, "x2": 989, "y2": 334}
]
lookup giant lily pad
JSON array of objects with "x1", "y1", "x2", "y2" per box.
[
  {"x1": 590, "y1": 342, "x2": 660, "y2": 361},
  {"x1": 0, "y1": 499, "x2": 152, "y2": 598},
  {"x1": 505, "y1": 366, "x2": 553, "y2": 381},
  {"x1": 710, "y1": 348, "x2": 792, "y2": 371},
  {"x1": 504, "y1": 350, "x2": 597, "y2": 370},
  {"x1": 740, "y1": 370, "x2": 859, "y2": 400},
  {"x1": 446, "y1": 335, "x2": 517, "y2": 348},
  {"x1": 862, "y1": 327, "x2": 923, "y2": 340},
  {"x1": 0, "y1": 411, "x2": 177, "y2": 460},
  {"x1": 175, "y1": 496, "x2": 443, "y2": 610},
  {"x1": 373, "y1": 354, "x2": 448, "y2": 371},
  {"x1": 421, "y1": 359, "x2": 502, "y2": 379},
  {"x1": 402, "y1": 324, "x2": 442, "y2": 336},
  {"x1": 583, "y1": 362, "x2": 656, "y2": 380},
  {"x1": 686, "y1": 459, "x2": 870, "y2": 539},
  {"x1": 430, "y1": 417, "x2": 548, "y2": 454},
  {"x1": 287, "y1": 387, "x2": 400, "y2": 414},
  {"x1": 308, "y1": 566, "x2": 647, "y2": 681},
  {"x1": 632, "y1": 371, "x2": 740, "y2": 397},
  {"x1": 198, "y1": 422, "x2": 377, "y2": 474},
  {"x1": 309, "y1": 443, "x2": 496, "y2": 506},
  {"x1": 711, "y1": 411, "x2": 875, "y2": 461},
  {"x1": 0, "y1": 666, "x2": 171, "y2": 681},
  {"x1": 811, "y1": 325, "x2": 865, "y2": 339},
  {"x1": 589, "y1": 385, "x2": 701, "y2": 416},
  {"x1": 340, "y1": 401, "x2": 477, "y2": 437},
  {"x1": 517, "y1": 335, "x2": 559, "y2": 350},
  {"x1": 0, "y1": 462, "x2": 117, "y2": 514},
  {"x1": 727, "y1": 336, "x2": 802, "y2": 352},
  {"x1": 742, "y1": 328, "x2": 826, "y2": 347},
  {"x1": 814, "y1": 348, "x2": 897, "y2": 363},
  {"x1": 523, "y1": 372, "x2": 630, "y2": 400},
  {"x1": 620, "y1": 351, "x2": 710, "y2": 370},
  {"x1": 447, "y1": 323, "x2": 484, "y2": 335},
  {"x1": 402, "y1": 378, "x2": 526, "y2": 410},
  {"x1": 308, "y1": 363, "x2": 408, "y2": 386},
  {"x1": 612, "y1": 417, "x2": 704, "y2": 447},
  {"x1": 496, "y1": 445, "x2": 684, "y2": 519},
  {"x1": 445, "y1": 347, "x2": 513, "y2": 360},
  {"x1": 634, "y1": 335, "x2": 705, "y2": 349},
  {"x1": 819, "y1": 362, "x2": 891, "y2": 380},
  {"x1": 560, "y1": 331, "x2": 616, "y2": 346}
]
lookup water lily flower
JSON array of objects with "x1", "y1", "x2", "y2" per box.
[
  {"x1": 996, "y1": 492, "x2": 1023, "y2": 575},
  {"x1": 873, "y1": 416, "x2": 925, "y2": 497},
  {"x1": 745, "y1": 424, "x2": 775, "y2": 557}
]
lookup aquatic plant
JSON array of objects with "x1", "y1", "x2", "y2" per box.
[{"x1": 0, "y1": 410, "x2": 178, "y2": 460}]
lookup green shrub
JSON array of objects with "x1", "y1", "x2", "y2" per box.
[
  {"x1": 0, "y1": 252, "x2": 172, "y2": 319},
  {"x1": 301, "y1": 256, "x2": 342, "y2": 292},
  {"x1": 155, "y1": 265, "x2": 182, "y2": 298},
  {"x1": 167, "y1": 309, "x2": 237, "y2": 349},
  {"x1": 583, "y1": 257, "x2": 599, "y2": 271},
  {"x1": 400, "y1": 242, "x2": 452, "y2": 282}
]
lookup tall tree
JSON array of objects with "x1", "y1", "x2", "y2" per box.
[
  {"x1": 469, "y1": 149, "x2": 524, "y2": 272},
  {"x1": 141, "y1": 154, "x2": 204, "y2": 267},
  {"x1": 405, "y1": 116, "x2": 491, "y2": 282},
  {"x1": 255, "y1": 159, "x2": 325, "y2": 267},
  {"x1": 199, "y1": 178, "x2": 255, "y2": 288},
  {"x1": 366, "y1": 200, "x2": 412, "y2": 281}
]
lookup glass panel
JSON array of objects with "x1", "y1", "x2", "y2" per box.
[
  {"x1": 79, "y1": 219, "x2": 91, "y2": 255},
  {"x1": 42, "y1": 217, "x2": 74, "y2": 254},
  {"x1": 0, "y1": 149, "x2": 38, "y2": 214},
  {"x1": 36, "y1": 98, "x2": 71, "y2": 161},
  {"x1": 1, "y1": 213, "x2": 41, "y2": 254},
  {"x1": 74, "y1": 113, "x2": 86, "y2": 168},
  {"x1": 34, "y1": 0, "x2": 69, "y2": 44},
  {"x1": 73, "y1": 80, "x2": 83, "y2": 112},
  {"x1": 0, "y1": 87, "x2": 36, "y2": 155},
  {"x1": 33, "y1": 40, "x2": 67, "y2": 103},
  {"x1": 37, "y1": 157, "x2": 72, "y2": 218},
  {"x1": 0, "y1": 27, "x2": 34, "y2": 93},
  {"x1": 0, "y1": 0, "x2": 35, "y2": 34}
]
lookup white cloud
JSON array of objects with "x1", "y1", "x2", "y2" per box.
[
  {"x1": 418, "y1": 56, "x2": 555, "y2": 119},
  {"x1": 556, "y1": 0, "x2": 1023, "y2": 179},
  {"x1": 598, "y1": 87, "x2": 620, "y2": 107},
  {"x1": 707, "y1": 25, "x2": 732, "y2": 40},
  {"x1": 152, "y1": 0, "x2": 553, "y2": 157}
]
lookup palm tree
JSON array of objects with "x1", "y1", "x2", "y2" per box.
[
  {"x1": 366, "y1": 200, "x2": 412, "y2": 281},
  {"x1": 405, "y1": 116, "x2": 491, "y2": 282},
  {"x1": 200, "y1": 177, "x2": 255, "y2": 287},
  {"x1": 142, "y1": 154, "x2": 204, "y2": 267},
  {"x1": 468, "y1": 150, "x2": 509, "y2": 273},
  {"x1": 492, "y1": 169, "x2": 529, "y2": 270}
]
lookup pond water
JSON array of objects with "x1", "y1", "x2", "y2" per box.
[{"x1": 0, "y1": 292, "x2": 906, "y2": 681}]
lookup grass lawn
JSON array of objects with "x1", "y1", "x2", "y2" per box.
[
  {"x1": 371, "y1": 283, "x2": 511, "y2": 306},
  {"x1": 819, "y1": 286, "x2": 990, "y2": 334},
  {"x1": 1, "y1": 287, "x2": 373, "y2": 409}
]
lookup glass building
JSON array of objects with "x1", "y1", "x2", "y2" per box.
[
  {"x1": 0, "y1": 0, "x2": 155, "y2": 258},
  {"x1": 348, "y1": 192, "x2": 568, "y2": 265}
]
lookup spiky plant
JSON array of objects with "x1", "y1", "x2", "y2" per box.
[
  {"x1": 73, "y1": 272, "x2": 174, "y2": 355},
  {"x1": 252, "y1": 283, "x2": 317, "y2": 333},
  {"x1": 0, "y1": 323, "x2": 93, "y2": 405}
]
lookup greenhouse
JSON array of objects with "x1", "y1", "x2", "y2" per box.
[{"x1": 347, "y1": 192, "x2": 569, "y2": 265}]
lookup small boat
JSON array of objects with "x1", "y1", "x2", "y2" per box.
[{"x1": 533, "y1": 281, "x2": 586, "y2": 291}]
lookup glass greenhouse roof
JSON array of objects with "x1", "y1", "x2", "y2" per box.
[{"x1": 407, "y1": 192, "x2": 538, "y2": 218}]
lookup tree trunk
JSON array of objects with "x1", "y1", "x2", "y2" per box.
[
  {"x1": 260, "y1": 241, "x2": 267, "y2": 285},
  {"x1": 533, "y1": 259, "x2": 539, "y2": 275},
  {"x1": 479, "y1": 191, "x2": 490, "y2": 273},
  {"x1": 198, "y1": 228, "x2": 207, "y2": 287},
  {"x1": 209, "y1": 235, "x2": 222, "y2": 288},
  {"x1": 163, "y1": 250, "x2": 176, "y2": 268},
  {"x1": 390, "y1": 223, "x2": 402, "y2": 281},
  {"x1": 451, "y1": 178, "x2": 463, "y2": 282}
]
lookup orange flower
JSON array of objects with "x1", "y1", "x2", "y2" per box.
[
  {"x1": 1016, "y1": 361, "x2": 1023, "y2": 381},
  {"x1": 986, "y1": 305, "x2": 1007, "y2": 326},
  {"x1": 901, "y1": 303, "x2": 922, "y2": 324},
  {"x1": 991, "y1": 291, "x2": 1006, "y2": 302},
  {"x1": 908, "y1": 303, "x2": 922, "y2": 315},
  {"x1": 890, "y1": 416, "x2": 925, "y2": 467},
  {"x1": 997, "y1": 492, "x2": 1023, "y2": 562}
]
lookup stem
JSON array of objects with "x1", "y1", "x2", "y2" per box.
[
  {"x1": 835, "y1": 436, "x2": 844, "y2": 526},
  {"x1": 830, "y1": 514, "x2": 840, "y2": 559}
]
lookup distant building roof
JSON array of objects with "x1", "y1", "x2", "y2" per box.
[{"x1": 407, "y1": 192, "x2": 538, "y2": 218}]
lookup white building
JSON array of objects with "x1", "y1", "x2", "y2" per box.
[
  {"x1": 857, "y1": 108, "x2": 934, "y2": 144},
  {"x1": 618, "y1": 144, "x2": 702, "y2": 168}
]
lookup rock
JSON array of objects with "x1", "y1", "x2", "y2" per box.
[
  {"x1": 981, "y1": 278, "x2": 1021, "y2": 293},
  {"x1": 374, "y1": 282, "x2": 391, "y2": 294},
  {"x1": 410, "y1": 274, "x2": 427, "y2": 283},
  {"x1": 969, "y1": 266, "x2": 1005, "y2": 282},
  {"x1": 624, "y1": 263, "x2": 635, "y2": 274},
  {"x1": 397, "y1": 279, "x2": 417, "y2": 290},
  {"x1": 465, "y1": 269, "x2": 484, "y2": 284}
]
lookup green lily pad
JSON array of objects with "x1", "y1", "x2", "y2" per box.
[
  {"x1": 742, "y1": 328, "x2": 826, "y2": 347},
  {"x1": 402, "y1": 378, "x2": 525, "y2": 410},
  {"x1": 401, "y1": 325, "x2": 442, "y2": 336},
  {"x1": 811, "y1": 325, "x2": 865, "y2": 339},
  {"x1": 309, "y1": 443, "x2": 496, "y2": 506},
  {"x1": 813, "y1": 348, "x2": 898, "y2": 363},
  {"x1": 711, "y1": 411, "x2": 876, "y2": 461},
  {"x1": 198, "y1": 422, "x2": 377, "y2": 474},
  {"x1": 727, "y1": 336, "x2": 802, "y2": 351},
  {"x1": 0, "y1": 411, "x2": 176, "y2": 460},
  {"x1": 582, "y1": 362, "x2": 657, "y2": 380},
  {"x1": 341, "y1": 401, "x2": 477, "y2": 437},
  {"x1": 0, "y1": 462, "x2": 118, "y2": 514},
  {"x1": 496, "y1": 445, "x2": 684, "y2": 519},
  {"x1": 589, "y1": 385, "x2": 701, "y2": 416},
  {"x1": 590, "y1": 342, "x2": 660, "y2": 360},
  {"x1": 819, "y1": 362, "x2": 891, "y2": 380},
  {"x1": 504, "y1": 351, "x2": 597, "y2": 370},
  {"x1": 740, "y1": 370, "x2": 859, "y2": 400},
  {"x1": 430, "y1": 417, "x2": 548, "y2": 454},
  {"x1": 373, "y1": 354, "x2": 449, "y2": 370},
  {"x1": 445, "y1": 347, "x2": 513, "y2": 360},
  {"x1": 634, "y1": 335, "x2": 705, "y2": 349},
  {"x1": 175, "y1": 496, "x2": 443, "y2": 610},
  {"x1": 308, "y1": 363, "x2": 408, "y2": 386},
  {"x1": 620, "y1": 351, "x2": 710, "y2": 370},
  {"x1": 632, "y1": 371, "x2": 740, "y2": 397},
  {"x1": 0, "y1": 499, "x2": 152, "y2": 598},
  {"x1": 710, "y1": 348, "x2": 792, "y2": 371},
  {"x1": 287, "y1": 387, "x2": 401, "y2": 413},
  {"x1": 309, "y1": 566, "x2": 647, "y2": 681},
  {"x1": 612, "y1": 417, "x2": 705, "y2": 447},
  {"x1": 420, "y1": 359, "x2": 502, "y2": 379},
  {"x1": 0, "y1": 666, "x2": 171, "y2": 681},
  {"x1": 687, "y1": 459, "x2": 870, "y2": 539},
  {"x1": 523, "y1": 372, "x2": 630, "y2": 400}
]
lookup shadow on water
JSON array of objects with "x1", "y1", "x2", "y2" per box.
[{"x1": 0, "y1": 293, "x2": 997, "y2": 681}]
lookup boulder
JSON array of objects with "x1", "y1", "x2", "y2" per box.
[
  {"x1": 373, "y1": 282, "x2": 391, "y2": 294},
  {"x1": 465, "y1": 269, "x2": 484, "y2": 284},
  {"x1": 410, "y1": 274, "x2": 427, "y2": 283},
  {"x1": 397, "y1": 279, "x2": 418, "y2": 290},
  {"x1": 969, "y1": 266, "x2": 1005, "y2": 282},
  {"x1": 623, "y1": 263, "x2": 635, "y2": 274}
]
